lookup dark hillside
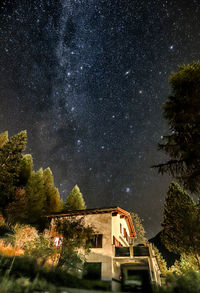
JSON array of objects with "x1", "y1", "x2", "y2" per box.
[{"x1": 149, "y1": 231, "x2": 180, "y2": 268}]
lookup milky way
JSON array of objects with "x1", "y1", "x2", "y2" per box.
[{"x1": 1, "y1": 0, "x2": 200, "y2": 237}]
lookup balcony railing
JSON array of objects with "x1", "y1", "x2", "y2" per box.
[
  {"x1": 115, "y1": 245, "x2": 150, "y2": 257},
  {"x1": 115, "y1": 247, "x2": 130, "y2": 257}
]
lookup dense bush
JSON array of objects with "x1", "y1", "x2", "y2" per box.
[{"x1": 156, "y1": 269, "x2": 200, "y2": 293}]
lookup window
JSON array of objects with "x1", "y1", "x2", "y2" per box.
[
  {"x1": 89, "y1": 234, "x2": 103, "y2": 248},
  {"x1": 83, "y1": 262, "x2": 101, "y2": 280}
]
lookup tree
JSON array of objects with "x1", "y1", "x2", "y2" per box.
[
  {"x1": 19, "y1": 154, "x2": 33, "y2": 186},
  {"x1": 153, "y1": 62, "x2": 200, "y2": 193},
  {"x1": 25, "y1": 167, "x2": 63, "y2": 227},
  {"x1": 161, "y1": 182, "x2": 200, "y2": 265},
  {"x1": 25, "y1": 168, "x2": 46, "y2": 226},
  {"x1": 0, "y1": 131, "x2": 27, "y2": 209},
  {"x1": 131, "y1": 212, "x2": 147, "y2": 243},
  {"x1": 53, "y1": 216, "x2": 94, "y2": 271},
  {"x1": 65, "y1": 185, "x2": 86, "y2": 210},
  {"x1": 43, "y1": 167, "x2": 63, "y2": 214},
  {"x1": 163, "y1": 254, "x2": 200, "y2": 293},
  {"x1": 0, "y1": 131, "x2": 8, "y2": 148},
  {"x1": 152, "y1": 245, "x2": 168, "y2": 276},
  {"x1": 5, "y1": 187, "x2": 28, "y2": 224},
  {"x1": 170, "y1": 253, "x2": 199, "y2": 275}
]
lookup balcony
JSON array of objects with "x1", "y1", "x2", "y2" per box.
[{"x1": 115, "y1": 245, "x2": 150, "y2": 257}]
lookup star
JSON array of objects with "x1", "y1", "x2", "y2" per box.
[
  {"x1": 125, "y1": 70, "x2": 131, "y2": 75},
  {"x1": 0, "y1": 0, "x2": 198, "y2": 239},
  {"x1": 125, "y1": 187, "x2": 131, "y2": 193}
]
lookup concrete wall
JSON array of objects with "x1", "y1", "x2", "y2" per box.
[
  {"x1": 51, "y1": 211, "x2": 134, "y2": 287},
  {"x1": 112, "y1": 214, "x2": 130, "y2": 247},
  {"x1": 82, "y1": 213, "x2": 113, "y2": 281}
]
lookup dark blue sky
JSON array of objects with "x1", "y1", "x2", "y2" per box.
[{"x1": 0, "y1": 0, "x2": 200, "y2": 237}]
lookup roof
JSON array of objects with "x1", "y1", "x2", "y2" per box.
[{"x1": 48, "y1": 206, "x2": 136, "y2": 238}]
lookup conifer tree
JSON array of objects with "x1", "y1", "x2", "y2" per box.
[
  {"x1": 162, "y1": 182, "x2": 200, "y2": 265},
  {"x1": 0, "y1": 131, "x2": 27, "y2": 209},
  {"x1": 65, "y1": 185, "x2": 86, "y2": 210},
  {"x1": 19, "y1": 154, "x2": 33, "y2": 186},
  {"x1": 25, "y1": 168, "x2": 46, "y2": 226},
  {"x1": 153, "y1": 62, "x2": 200, "y2": 193},
  {"x1": 131, "y1": 212, "x2": 147, "y2": 243},
  {"x1": 43, "y1": 167, "x2": 63, "y2": 214},
  {"x1": 0, "y1": 131, "x2": 8, "y2": 148}
]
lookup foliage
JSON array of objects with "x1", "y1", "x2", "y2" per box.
[
  {"x1": 0, "y1": 254, "x2": 110, "y2": 291},
  {"x1": 8, "y1": 224, "x2": 39, "y2": 250},
  {"x1": 18, "y1": 154, "x2": 33, "y2": 186},
  {"x1": 43, "y1": 167, "x2": 63, "y2": 214},
  {"x1": 5, "y1": 188, "x2": 28, "y2": 224},
  {"x1": 153, "y1": 245, "x2": 168, "y2": 276},
  {"x1": 0, "y1": 130, "x2": 63, "y2": 226},
  {"x1": 161, "y1": 182, "x2": 200, "y2": 263},
  {"x1": 169, "y1": 254, "x2": 199, "y2": 275},
  {"x1": 25, "y1": 167, "x2": 63, "y2": 227},
  {"x1": 158, "y1": 269, "x2": 200, "y2": 293},
  {"x1": 25, "y1": 169, "x2": 46, "y2": 226},
  {"x1": 153, "y1": 62, "x2": 200, "y2": 193},
  {"x1": 0, "y1": 240, "x2": 16, "y2": 257},
  {"x1": 131, "y1": 212, "x2": 147, "y2": 243},
  {"x1": 54, "y1": 216, "x2": 94, "y2": 271},
  {"x1": 23, "y1": 229, "x2": 56, "y2": 266},
  {"x1": 0, "y1": 275, "x2": 56, "y2": 293},
  {"x1": 0, "y1": 131, "x2": 8, "y2": 148},
  {"x1": 65, "y1": 185, "x2": 86, "y2": 210},
  {"x1": 0, "y1": 131, "x2": 27, "y2": 209}
]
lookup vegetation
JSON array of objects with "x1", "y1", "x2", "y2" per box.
[
  {"x1": 0, "y1": 130, "x2": 63, "y2": 227},
  {"x1": 155, "y1": 255, "x2": 200, "y2": 293},
  {"x1": 161, "y1": 182, "x2": 200, "y2": 266},
  {"x1": 153, "y1": 62, "x2": 200, "y2": 193},
  {"x1": 0, "y1": 130, "x2": 96, "y2": 291},
  {"x1": 153, "y1": 245, "x2": 168, "y2": 277},
  {"x1": 65, "y1": 184, "x2": 86, "y2": 210},
  {"x1": 131, "y1": 212, "x2": 147, "y2": 243},
  {"x1": 53, "y1": 216, "x2": 94, "y2": 271},
  {"x1": 0, "y1": 254, "x2": 106, "y2": 292},
  {"x1": 0, "y1": 131, "x2": 27, "y2": 210}
]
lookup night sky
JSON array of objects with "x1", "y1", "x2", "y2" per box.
[{"x1": 0, "y1": 0, "x2": 200, "y2": 237}]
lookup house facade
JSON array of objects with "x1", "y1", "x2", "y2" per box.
[{"x1": 49, "y1": 207, "x2": 160, "y2": 291}]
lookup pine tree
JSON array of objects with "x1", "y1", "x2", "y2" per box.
[
  {"x1": 19, "y1": 154, "x2": 33, "y2": 186},
  {"x1": 153, "y1": 62, "x2": 200, "y2": 193},
  {"x1": 25, "y1": 168, "x2": 46, "y2": 226},
  {"x1": 0, "y1": 131, "x2": 8, "y2": 148},
  {"x1": 43, "y1": 167, "x2": 63, "y2": 214},
  {"x1": 65, "y1": 185, "x2": 86, "y2": 210},
  {"x1": 131, "y1": 212, "x2": 147, "y2": 243},
  {"x1": 161, "y1": 182, "x2": 200, "y2": 264},
  {"x1": 0, "y1": 131, "x2": 27, "y2": 209}
]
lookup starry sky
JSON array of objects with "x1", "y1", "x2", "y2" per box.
[{"x1": 0, "y1": 0, "x2": 200, "y2": 237}]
